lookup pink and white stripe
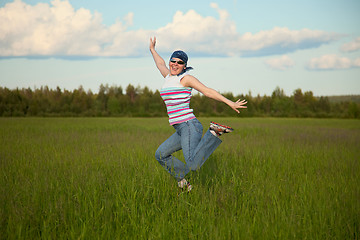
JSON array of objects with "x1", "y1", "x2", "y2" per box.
[{"x1": 160, "y1": 87, "x2": 196, "y2": 125}]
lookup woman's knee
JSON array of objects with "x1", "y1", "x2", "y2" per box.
[{"x1": 155, "y1": 148, "x2": 166, "y2": 162}]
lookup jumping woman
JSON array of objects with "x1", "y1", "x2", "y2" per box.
[{"x1": 150, "y1": 37, "x2": 247, "y2": 192}]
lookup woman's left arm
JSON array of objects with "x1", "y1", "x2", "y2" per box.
[{"x1": 181, "y1": 75, "x2": 247, "y2": 113}]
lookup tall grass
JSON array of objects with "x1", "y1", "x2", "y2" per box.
[{"x1": 1, "y1": 118, "x2": 359, "y2": 239}]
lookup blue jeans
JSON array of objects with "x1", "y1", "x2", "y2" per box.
[{"x1": 155, "y1": 118, "x2": 222, "y2": 181}]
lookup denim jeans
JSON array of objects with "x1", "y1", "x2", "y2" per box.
[{"x1": 155, "y1": 118, "x2": 222, "y2": 181}]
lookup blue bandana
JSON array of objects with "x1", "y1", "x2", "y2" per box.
[
  {"x1": 170, "y1": 50, "x2": 193, "y2": 75},
  {"x1": 170, "y1": 50, "x2": 188, "y2": 65}
]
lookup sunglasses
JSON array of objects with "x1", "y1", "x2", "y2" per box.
[{"x1": 170, "y1": 59, "x2": 185, "y2": 65}]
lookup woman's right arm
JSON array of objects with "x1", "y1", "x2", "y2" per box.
[{"x1": 150, "y1": 37, "x2": 169, "y2": 78}]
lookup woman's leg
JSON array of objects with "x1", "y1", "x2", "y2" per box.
[
  {"x1": 189, "y1": 129, "x2": 222, "y2": 170},
  {"x1": 155, "y1": 119, "x2": 223, "y2": 180},
  {"x1": 155, "y1": 131, "x2": 187, "y2": 180},
  {"x1": 180, "y1": 119, "x2": 222, "y2": 173},
  {"x1": 178, "y1": 119, "x2": 202, "y2": 175}
]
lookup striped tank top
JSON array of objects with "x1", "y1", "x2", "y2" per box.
[{"x1": 160, "y1": 72, "x2": 196, "y2": 125}]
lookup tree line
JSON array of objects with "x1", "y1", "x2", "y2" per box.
[{"x1": 0, "y1": 84, "x2": 359, "y2": 118}]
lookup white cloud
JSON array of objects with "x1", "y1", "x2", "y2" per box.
[
  {"x1": 341, "y1": 37, "x2": 360, "y2": 52},
  {"x1": 353, "y1": 58, "x2": 360, "y2": 67},
  {"x1": 0, "y1": 0, "x2": 342, "y2": 58},
  {"x1": 236, "y1": 27, "x2": 341, "y2": 57},
  {"x1": 0, "y1": 0, "x2": 143, "y2": 57},
  {"x1": 154, "y1": 4, "x2": 340, "y2": 57},
  {"x1": 307, "y1": 54, "x2": 360, "y2": 70},
  {"x1": 264, "y1": 55, "x2": 295, "y2": 70},
  {"x1": 123, "y1": 12, "x2": 134, "y2": 27}
]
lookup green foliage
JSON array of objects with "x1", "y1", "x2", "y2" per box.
[
  {"x1": 0, "y1": 85, "x2": 359, "y2": 118},
  {"x1": 1, "y1": 118, "x2": 359, "y2": 239}
]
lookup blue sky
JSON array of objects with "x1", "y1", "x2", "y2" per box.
[{"x1": 0, "y1": 0, "x2": 359, "y2": 96}]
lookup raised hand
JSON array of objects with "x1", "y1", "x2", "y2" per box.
[
  {"x1": 231, "y1": 99, "x2": 247, "y2": 113},
  {"x1": 149, "y1": 37, "x2": 156, "y2": 51}
]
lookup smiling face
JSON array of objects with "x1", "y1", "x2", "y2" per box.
[{"x1": 169, "y1": 58, "x2": 186, "y2": 76}]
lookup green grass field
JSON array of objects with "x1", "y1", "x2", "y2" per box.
[{"x1": 1, "y1": 117, "x2": 359, "y2": 239}]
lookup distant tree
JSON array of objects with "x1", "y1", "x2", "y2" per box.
[
  {"x1": 107, "y1": 85, "x2": 123, "y2": 115},
  {"x1": 96, "y1": 84, "x2": 109, "y2": 115},
  {"x1": 271, "y1": 87, "x2": 292, "y2": 117},
  {"x1": 260, "y1": 95, "x2": 272, "y2": 116},
  {"x1": 317, "y1": 96, "x2": 331, "y2": 116},
  {"x1": 0, "y1": 85, "x2": 358, "y2": 118},
  {"x1": 126, "y1": 84, "x2": 138, "y2": 104},
  {"x1": 347, "y1": 102, "x2": 360, "y2": 118}
]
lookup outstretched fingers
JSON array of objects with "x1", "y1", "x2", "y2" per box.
[
  {"x1": 231, "y1": 99, "x2": 247, "y2": 113},
  {"x1": 149, "y1": 37, "x2": 156, "y2": 49},
  {"x1": 236, "y1": 99, "x2": 247, "y2": 108}
]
